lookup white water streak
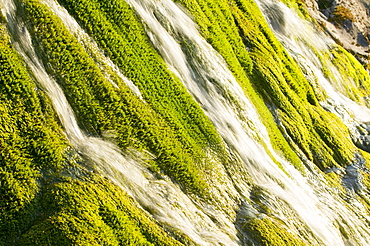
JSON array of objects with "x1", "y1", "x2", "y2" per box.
[
  {"x1": 41, "y1": 0, "x2": 143, "y2": 99},
  {"x1": 126, "y1": 0, "x2": 370, "y2": 245}
]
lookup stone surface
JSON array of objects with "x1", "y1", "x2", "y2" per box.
[{"x1": 304, "y1": 0, "x2": 370, "y2": 70}]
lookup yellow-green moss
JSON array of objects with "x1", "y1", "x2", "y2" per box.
[
  {"x1": 174, "y1": 0, "x2": 361, "y2": 174},
  {"x1": 329, "y1": 46, "x2": 370, "y2": 106},
  {"x1": 174, "y1": 0, "x2": 304, "y2": 172},
  {"x1": 325, "y1": 171, "x2": 344, "y2": 190},
  {"x1": 315, "y1": 44, "x2": 370, "y2": 106},
  {"x1": 358, "y1": 150, "x2": 370, "y2": 211},
  {"x1": 241, "y1": 218, "x2": 308, "y2": 246},
  {"x1": 0, "y1": 17, "x2": 190, "y2": 245},
  {"x1": 20, "y1": 0, "x2": 226, "y2": 195},
  {"x1": 230, "y1": 0, "x2": 358, "y2": 170},
  {"x1": 3, "y1": 0, "x2": 370, "y2": 244},
  {"x1": 17, "y1": 174, "x2": 189, "y2": 246}
]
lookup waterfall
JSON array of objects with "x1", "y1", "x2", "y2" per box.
[
  {"x1": 2, "y1": 1, "x2": 241, "y2": 245},
  {"x1": 2, "y1": 0, "x2": 370, "y2": 245},
  {"x1": 256, "y1": 0, "x2": 370, "y2": 243},
  {"x1": 256, "y1": 0, "x2": 370, "y2": 126},
  {"x1": 125, "y1": 0, "x2": 370, "y2": 245}
]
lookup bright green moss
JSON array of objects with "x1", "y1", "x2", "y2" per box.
[
  {"x1": 0, "y1": 15, "x2": 191, "y2": 245},
  {"x1": 174, "y1": 0, "x2": 304, "y2": 172},
  {"x1": 17, "y1": 174, "x2": 188, "y2": 246},
  {"x1": 354, "y1": 152, "x2": 370, "y2": 223},
  {"x1": 314, "y1": 44, "x2": 370, "y2": 107},
  {"x1": 241, "y1": 218, "x2": 308, "y2": 246},
  {"x1": 3, "y1": 0, "x2": 370, "y2": 244},
  {"x1": 229, "y1": 0, "x2": 358, "y2": 170},
  {"x1": 329, "y1": 46, "x2": 370, "y2": 106},
  {"x1": 0, "y1": 21, "x2": 67, "y2": 244},
  {"x1": 176, "y1": 0, "x2": 361, "y2": 173},
  {"x1": 19, "y1": 0, "x2": 225, "y2": 195},
  {"x1": 324, "y1": 171, "x2": 345, "y2": 191},
  {"x1": 55, "y1": 0, "x2": 223, "y2": 149}
]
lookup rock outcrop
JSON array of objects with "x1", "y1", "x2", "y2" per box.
[{"x1": 304, "y1": 0, "x2": 370, "y2": 70}]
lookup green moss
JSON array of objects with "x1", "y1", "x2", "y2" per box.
[
  {"x1": 315, "y1": 43, "x2": 370, "y2": 108},
  {"x1": 358, "y1": 150, "x2": 370, "y2": 198},
  {"x1": 229, "y1": 0, "x2": 358, "y2": 170},
  {"x1": 241, "y1": 218, "x2": 307, "y2": 246},
  {"x1": 324, "y1": 171, "x2": 344, "y2": 190},
  {"x1": 328, "y1": 46, "x2": 370, "y2": 106},
  {"x1": 17, "y1": 174, "x2": 188, "y2": 246},
  {"x1": 174, "y1": 0, "x2": 304, "y2": 172},
  {"x1": 0, "y1": 18, "x2": 190, "y2": 245},
  {"x1": 0, "y1": 22, "x2": 67, "y2": 244},
  {"x1": 175, "y1": 0, "x2": 359, "y2": 173},
  {"x1": 19, "y1": 0, "x2": 227, "y2": 195},
  {"x1": 177, "y1": 0, "x2": 361, "y2": 173},
  {"x1": 3, "y1": 0, "x2": 370, "y2": 244},
  {"x1": 56, "y1": 0, "x2": 222, "y2": 147}
]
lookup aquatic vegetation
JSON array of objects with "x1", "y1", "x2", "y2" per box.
[{"x1": 1, "y1": 0, "x2": 370, "y2": 244}]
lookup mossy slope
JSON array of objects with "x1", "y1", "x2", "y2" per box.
[
  {"x1": 2, "y1": 0, "x2": 370, "y2": 245},
  {"x1": 175, "y1": 0, "x2": 360, "y2": 171},
  {"x1": 0, "y1": 18, "x2": 190, "y2": 246},
  {"x1": 17, "y1": 0, "x2": 230, "y2": 195}
]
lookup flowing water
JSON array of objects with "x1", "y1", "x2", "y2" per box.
[
  {"x1": 256, "y1": 0, "x2": 370, "y2": 243},
  {"x1": 3, "y1": 0, "x2": 370, "y2": 245},
  {"x1": 2, "y1": 1, "x2": 240, "y2": 245},
  {"x1": 126, "y1": 0, "x2": 370, "y2": 244},
  {"x1": 256, "y1": 0, "x2": 370, "y2": 125}
]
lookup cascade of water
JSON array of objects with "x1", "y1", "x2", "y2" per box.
[
  {"x1": 3, "y1": 0, "x2": 370, "y2": 244},
  {"x1": 2, "y1": 0, "x2": 151, "y2": 204},
  {"x1": 126, "y1": 0, "x2": 370, "y2": 244},
  {"x1": 256, "y1": 0, "x2": 370, "y2": 125},
  {"x1": 2, "y1": 1, "x2": 241, "y2": 245},
  {"x1": 256, "y1": 0, "x2": 370, "y2": 243},
  {"x1": 257, "y1": 0, "x2": 370, "y2": 193}
]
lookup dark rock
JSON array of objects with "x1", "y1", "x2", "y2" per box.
[
  {"x1": 357, "y1": 32, "x2": 369, "y2": 46},
  {"x1": 342, "y1": 164, "x2": 363, "y2": 191}
]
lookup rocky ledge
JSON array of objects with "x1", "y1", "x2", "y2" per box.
[{"x1": 304, "y1": 0, "x2": 370, "y2": 71}]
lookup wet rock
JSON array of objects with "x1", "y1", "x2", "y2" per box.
[
  {"x1": 354, "y1": 135, "x2": 370, "y2": 152},
  {"x1": 357, "y1": 32, "x2": 369, "y2": 46},
  {"x1": 342, "y1": 164, "x2": 363, "y2": 191},
  {"x1": 342, "y1": 153, "x2": 366, "y2": 192},
  {"x1": 325, "y1": 166, "x2": 344, "y2": 175},
  {"x1": 352, "y1": 123, "x2": 370, "y2": 152}
]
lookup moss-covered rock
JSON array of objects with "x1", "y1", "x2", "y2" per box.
[
  {"x1": 0, "y1": 17, "x2": 190, "y2": 245},
  {"x1": 241, "y1": 218, "x2": 308, "y2": 246},
  {"x1": 2, "y1": 0, "x2": 370, "y2": 244}
]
